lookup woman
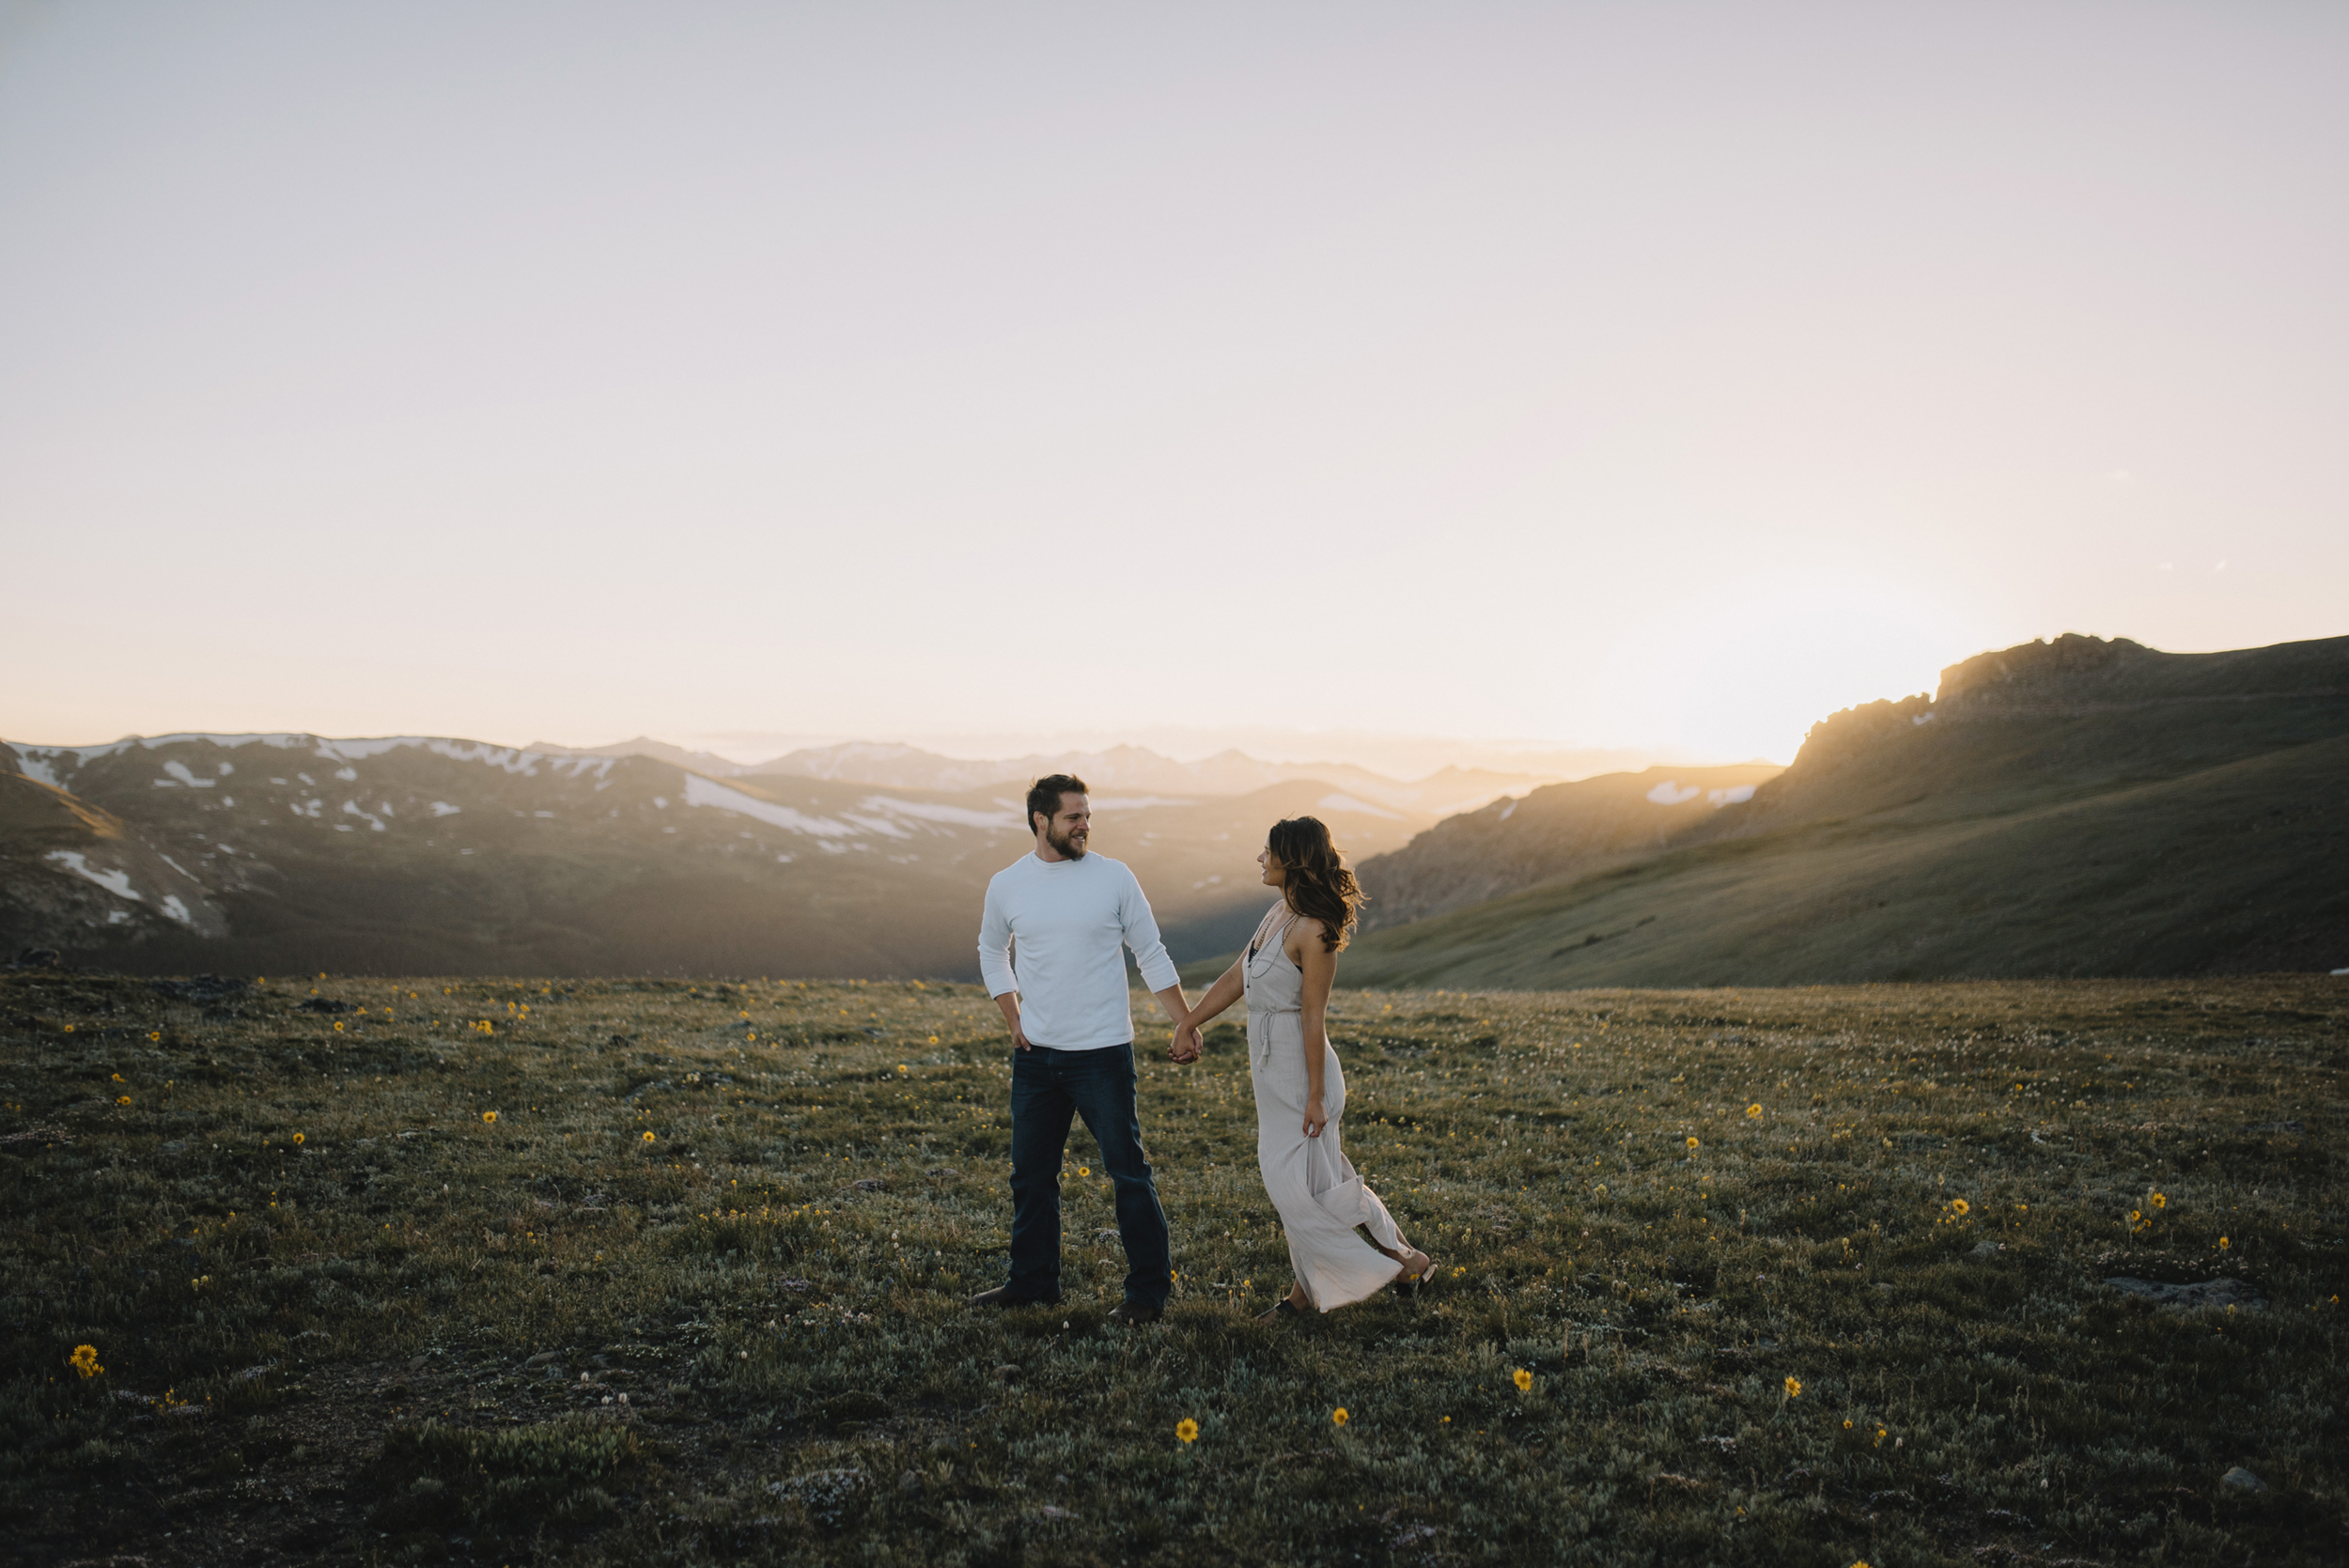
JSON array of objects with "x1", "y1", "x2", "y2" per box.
[{"x1": 1176, "y1": 815, "x2": 1433, "y2": 1319}]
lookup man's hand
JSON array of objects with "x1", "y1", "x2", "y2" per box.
[
  {"x1": 1168, "y1": 1023, "x2": 1202, "y2": 1064},
  {"x1": 993, "y1": 991, "x2": 1031, "y2": 1051}
]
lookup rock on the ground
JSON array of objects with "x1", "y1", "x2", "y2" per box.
[
  {"x1": 2103, "y1": 1276, "x2": 2266, "y2": 1311},
  {"x1": 2221, "y1": 1466, "x2": 2266, "y2": 1492}
]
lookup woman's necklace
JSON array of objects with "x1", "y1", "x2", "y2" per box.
[{"x1": 1250, "y1": 899, "x2": 1296, "y2": 960}]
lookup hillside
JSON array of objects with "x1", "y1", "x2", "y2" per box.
[
  {"x1": 0, "y1": 735, "x2": 1440, "y2": 979},
  {"x1": 1335, "y1": 633, "x2": 2349, "y2": 987},
  {"x1": 1351, "y1": 762, "x2": 1785, "y2": 931}
]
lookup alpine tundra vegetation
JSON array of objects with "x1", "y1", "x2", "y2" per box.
[{"x1": 1, "y1": 970, "x2": 2341, "y2": 1565}]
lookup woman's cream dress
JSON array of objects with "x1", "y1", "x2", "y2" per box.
[{"x1": 1245, "y1": 902, "x2": 1408, "y2": 1310}]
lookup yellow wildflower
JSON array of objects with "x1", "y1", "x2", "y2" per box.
[
  {"x1": 1175, "y1": 1418, "x2": 1199, "y2": 1443},
  {"x1": 1747, "y1": 1103, "x2": 1763, "y2": 1118},
  {"x1": 292, "y1": 1132, "x2": 304, "y2": 1145},
  {"x1": 1332, "y1": 1408, "x2": 1349, "y2": 1427},
  {"x1": 70, "y1": 1344, "x2": 102, "y2": 1378},
  {"x1": 1513, "y1": 1368, "x2": 1533, "y2": 1392},
  {"x1": 2219, "y1": 1235, "x2": 2230, "y2": 1250},
  {"x1": 1950, "y1": 1198, "x2": 1969, "y2": 1216},
  {"x1": 2151, "y1": 1192, "x2": 2166, "y2": 1209},
  {"x1": 1783, "y1": 1376, "x2": 1802, "y2": 1398},
  {"x1": 644, "y1": 1131, "x2": 657, "y2": 1143},
  {"x1": 1686, "y1": 1137, "x2": 1700, "y2": 1150},
  {"x1": 482, "y1": 1110, "x2": 498, "y2": 1125},
  {"x1": 116, "y1": 1095, "x2": 131, "y2": 1106}
]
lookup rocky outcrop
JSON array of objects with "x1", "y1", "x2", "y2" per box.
[
  {"x1": 1937, "y1": 632, "x2": 2150, "y2": 706},
  {"x1": 1781, "y1": 692, "x2": 1937, "y2": 775}
]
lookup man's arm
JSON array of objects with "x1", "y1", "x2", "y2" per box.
[
  {"x1": 1120, "y1": 869, "x2": 1189, "y2": 1046},
  {"x1": 978, "y1": 879, "x2": 1030, "y2": 1050},
  {"x1": 1148, "y1": 983, "x2": 1188, "y2": 1029}
]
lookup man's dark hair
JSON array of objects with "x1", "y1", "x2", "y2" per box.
[{"x1": 1026, "y1": 773, "x2": 1089, "y2": 834}]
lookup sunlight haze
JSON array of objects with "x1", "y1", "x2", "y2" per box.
[{"x1": 3, "y1": 2, "x2": 2342, "y2": 767}]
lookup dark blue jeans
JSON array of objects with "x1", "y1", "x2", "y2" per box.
[{"x1": 1006, "y1": 1043, "x2": 1171, "y2": 1308}]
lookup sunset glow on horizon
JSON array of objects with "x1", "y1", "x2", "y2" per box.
[{"x1": 4, "y1": 3, "x2": 2342, "y2": 769}]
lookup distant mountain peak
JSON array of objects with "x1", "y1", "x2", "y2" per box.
[{"x1": 523, "y1": 737, "x2": 749, "y2": 775}]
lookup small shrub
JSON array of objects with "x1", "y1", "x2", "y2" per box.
[{"x1": 369, "y1": 1414, "x2": 642, "y2": 1537}]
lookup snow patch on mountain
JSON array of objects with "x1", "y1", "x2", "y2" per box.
[
  {"x1": 682, "y1": 774, "x2": 857, "y2": 837},
  {"x1": 40, "y1": 851, "x2": 200, "y2": 927},
  {"x1": 46, "y1": 850, "x2": 139, "y2": 900}
]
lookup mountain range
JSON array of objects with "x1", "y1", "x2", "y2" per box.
[
  {"x1": 524, "y1": 737, "x2": 1549, "y2": 818},
  {"x1": 7, "y1": 631, "x2": 2341, "y2": 986},
  {"x1": 0, "y1": 738, "x2": 1476, "y2": 979}
]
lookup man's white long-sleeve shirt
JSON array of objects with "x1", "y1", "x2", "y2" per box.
[{"x1": 977, "y1": 851, "x2": 1180, "y2": 1051}]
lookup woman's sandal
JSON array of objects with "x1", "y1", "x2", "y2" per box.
[
  {"x1": 1254, "y1": 1296, "x2": 1303, "y2": 1324},
  {"x1": 1393, "y1": 1250, "x2": 1437, "y2": 1293}
]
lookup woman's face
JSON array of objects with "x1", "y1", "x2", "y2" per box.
[{"x1": 1257, "y1": 842, "x2": 1285, "y2": 888}]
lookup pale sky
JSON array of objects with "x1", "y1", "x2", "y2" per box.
[{"x1": 4, "y1": 1, "x2": 2343, "y2": 768}]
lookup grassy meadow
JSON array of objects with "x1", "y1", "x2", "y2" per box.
[{"x1": 2, "y1": 970, "x2": 2343, "y2": 1566}]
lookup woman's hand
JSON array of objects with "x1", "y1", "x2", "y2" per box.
[
  {"x1": 1302, "y1": 1094, "x2": 1328, "y2": 1139},
  {"x1": 1168, "y1": 1021, "x2": 1203, "y2": 1063}
]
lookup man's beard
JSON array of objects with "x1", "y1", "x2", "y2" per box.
[{"x1": 1047, "y1": 823, "x2": 1088, "y2": 859}]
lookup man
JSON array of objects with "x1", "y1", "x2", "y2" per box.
[{"x1": 972, "y1": 773, "x2": 1190, "y2": 1325}]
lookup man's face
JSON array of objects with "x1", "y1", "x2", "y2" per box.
[{"x1": 1038, "y1": 792, "x2": 1090, "y2": 859}]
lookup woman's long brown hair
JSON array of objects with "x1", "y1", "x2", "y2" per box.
[{"x1": 1268, "y1": 815, "x2": 1368, "y2": 953}]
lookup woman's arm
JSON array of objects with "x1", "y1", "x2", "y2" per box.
[
  {"x1": 1170, "y1": 958, "x2": 1245, "y2": 1063},
  {"x1": 1187, "y1": 959, "x2": 1245, "y2": 1027},
  {"x1": 1294, "y1": 921, "x2": 1337, "y2": 1137}
]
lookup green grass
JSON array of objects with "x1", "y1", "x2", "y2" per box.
[{"x1": 3, "y1": 970, "x2": 2344, "y2": 1565}]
